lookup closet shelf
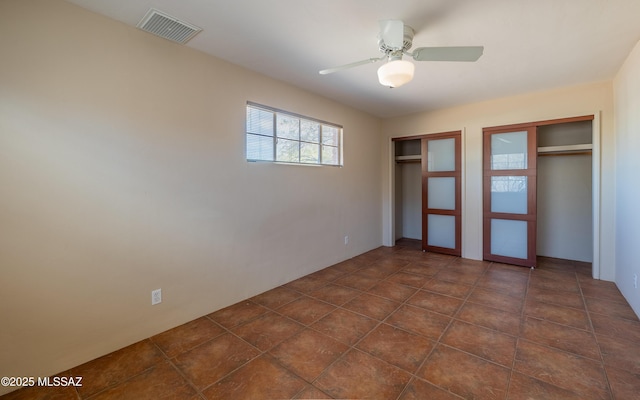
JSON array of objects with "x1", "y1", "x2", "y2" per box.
[
  {"x1": 537, "y1": 144, "x2": 592, "y2": 154},
  {"x1": 395, "y1": 155, "x2": 421, "y2": 161}
]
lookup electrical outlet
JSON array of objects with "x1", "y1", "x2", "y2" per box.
[
  {"x1": 344, "y1": 235, "x2": 349, "y2": 245},
  {"x1": 151, "y1": 288, "x2": 162, "y2": 305},
  {"x1": 634, "y1": 274, "x2": 638, "y2": 289}
]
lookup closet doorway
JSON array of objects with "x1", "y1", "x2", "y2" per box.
[
  {"x1": 537, "y1": 120, "x2": 593, "y2": 262},
  {"x1": 393, "y1": 131, "x2": 462, "y2": 256},
  {"x1": 394, "y1": 139, "x2": 422, "y2": 243},
  {"x1": 483, "y1": 115, "x2": 597, "y2": 270}
]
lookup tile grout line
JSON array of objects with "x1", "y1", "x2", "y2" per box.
[
  {"x1": 175, "y1": 256, "x2": 616, "y2": 398},
  {"x1": 390, "y1": 252, "x2": 481, "y2": 400},
  {"x1": 514, "y1": 261, "x2": 615, "y2": 399},
  {"x1": 577, "y1": 260, "x2": 616, "y2": 400},
  {"x1": 82, "y1": 255, "x2": 565, "y2": 399},
  {"x1": 504, "y1": 261, "x2": 534, "y2": 400},
  {"x1": 77, "y1": 339, "x2": 172, "y2": 400},
  {"x1": 169, "y1": 318, "x2": 264, "y2": 397},
  {"x1": 225, "y1": 252, "x2": 396, "y2": 397},
  {"x1": 306, "y1": 253, "x2": 414, "y2": 396},
  {"x1": 403, "y1": 257, "x2": 513, "y2": 400},
  {"x1": 287, "y1": 250, "x2": 457, "y2": 398},
  {"x1": 356, "y1": 251, "x2": 461, "y2": 400},
  {"x1": 288, "y1": 252, "x2": 394, "y2": 397}
]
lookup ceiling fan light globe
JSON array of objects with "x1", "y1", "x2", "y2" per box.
[{"x1": 377, "y1": 59, "x2": 415, "y2": 87}]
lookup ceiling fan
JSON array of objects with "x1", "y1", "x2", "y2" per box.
[{"x1": 319, "y1": 20, "x2": 484, "y2": 88}]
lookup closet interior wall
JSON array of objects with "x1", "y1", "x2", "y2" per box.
[
  {"x1": 536, "y1": 120, "x2": 593, "y2": 262},
  {"x1": 394, "y1": 139, "x2": 422, "y2": 242}
]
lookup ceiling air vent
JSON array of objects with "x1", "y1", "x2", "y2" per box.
[{"x1": 136, "y1": 8, "x2": 202, "y2": 44}]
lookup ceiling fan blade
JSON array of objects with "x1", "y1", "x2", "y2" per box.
[
  {"x1": 319, "y1": 56, "x2": 385, "y2": 75},
  {"x1": 379, "y1": 19, "x2": 405, "y2": 50},
  {"x1": 412, "y1": 46, "x2": 484, "y2": 62}
]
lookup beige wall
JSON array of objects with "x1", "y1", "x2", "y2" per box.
[
  {"x1": 614, "y1": 40, "x2": 640, "y2": 317},
  {"x1": 381, "y1": 81, "x2": 615, "y2": 280},
  {"x1": 0, "y1": 0, "x2": 382, "y2": 390}
]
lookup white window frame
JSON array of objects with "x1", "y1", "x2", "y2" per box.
[{"x1": 246, "y1": 102, "x2": 343, "y2": 166}]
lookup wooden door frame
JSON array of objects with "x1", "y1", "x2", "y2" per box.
[
  {"x1": 482, "y1": 125, "x2": 537, "y2": 267},
  {"x1": 422, "y1": 132, "x2": 462, "y2": 256}
]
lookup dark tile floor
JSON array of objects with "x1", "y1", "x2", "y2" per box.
[{"x1": 4, "y1": 240, "x2": 640, "y2": 399}]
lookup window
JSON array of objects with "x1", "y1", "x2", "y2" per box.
[{"x1": 246, "y1": 102, "x2": 342, "y2": 166}]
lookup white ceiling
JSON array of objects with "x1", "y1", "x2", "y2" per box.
[{"x1": 66, "y1": 0, "x2": 640, "y2": 118}]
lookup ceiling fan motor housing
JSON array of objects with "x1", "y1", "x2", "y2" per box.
[{"x1": 378, "y1": 25, "x2": 414, "y2": 55}]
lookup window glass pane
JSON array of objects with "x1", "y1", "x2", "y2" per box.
[
  {"x1": 277, "y1": 114, "x2": 299, "y2": 140},
  {"x1": 300, "y1": 142, "x2": 320, "y2": 164},
  {"x1": 491, "y1": 219, "x2": 528, "y2": 258},
  {"x1": 428, "y1": 177, "x2": 456, "y2": 210},
  {"x1": 246, "y1": 133, "x2": 274, "y2": 161},
  {"x1": 427, "y1": 138, "x2": 455, "y2": 172},
  {"x1": 491, "y1": 131, "x2": 528, "y2": 170},
  {"x1": 246, "y1": 107, "x2": 274, "y2": 136},
  {"x1": 246, "y1": 104, "x2": 341, "y2": 166},
  {"x1": 427, "y1": 214, "x2": 456, "y2": 249},
  {"x1": 322, "y1": 126, "x2": 339, "y2": 145},
  {"x1": 322, "y1": 145, "x2": 339, "y2": 165},
  {"x1": 276, "y1": 138, "x2": 299, "y2": 163},
  {"x1": 301, "y1": 120, "x2": 320, "y2": 143},
  {"x1": 491, "y1": 176, "x2": 528, "y2": 214}
]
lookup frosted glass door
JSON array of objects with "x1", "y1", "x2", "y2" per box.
[
  {"x1": 483, "y1": 126, "x2": 537, "y2": 267},
  {"x1": 491, "y1": 219, "x2": 528, "y2": 259},
  {"x1": 422, "y1": 134, "x2": 461, "y2": 256},
  {"x1": 428, "y1": 215, "x2": 456, "y2": 249},
  {"x1": 428, "y1": 177, "x2": 456, "y2": 210}
]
